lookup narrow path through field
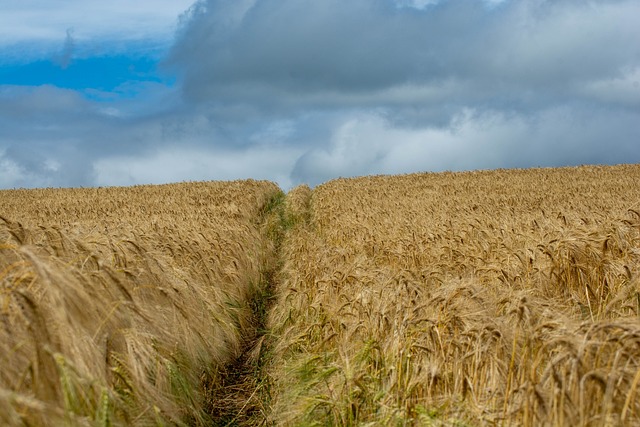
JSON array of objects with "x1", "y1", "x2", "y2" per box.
[{"x1": 206, "y1": 191, "x2": 290, "y2": 426}]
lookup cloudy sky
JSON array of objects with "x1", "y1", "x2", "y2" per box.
[{"x1": 1, "y1": 0, "x2": 638, "y2": 190}]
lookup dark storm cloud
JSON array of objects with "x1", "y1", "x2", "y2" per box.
[{"x1": 169, "y1": 0, "x2": 640, "y2": 108}]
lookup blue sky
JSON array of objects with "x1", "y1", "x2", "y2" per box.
[
  {"x1": 1, "y1": 0, "x2": 639, "y2": 190},
  {"x1": 0, "y1": 56, "x2": 168, "y2": 93}
]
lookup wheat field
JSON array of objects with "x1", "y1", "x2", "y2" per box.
[
  {"x1": 0, "y1": 180, "x2": 281, "y2": 426},
  {"x1": 1, "y1": 165, "x2": 640, "y2": 426},
  {"x1": 266, "y1": 165, "x2": 640, "y2": 426}
]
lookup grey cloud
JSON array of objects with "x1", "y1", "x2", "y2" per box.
[
  {"x1": 165, "y1": 0, "x2": 640, "y2": 187},
  {"x1": 170, "y1": 0, "x2": 452, "y2": 100},
  {"x1": 0, "y1": 85, "x2": 168, "y2": 188},
  {"x1": 54, "y1": 28, "x2": 75, "y2": 69},
  {"x1": 0, "y1": 83, "x2": 303, "y2": 189},
  {"x1": 169, "y1": 0, "x2": 640, "y2": 110},
  {"x1": 0, "y1": 86, "x2": 92, "y2": 187}
]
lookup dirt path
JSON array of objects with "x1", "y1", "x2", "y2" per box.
[{"x1": 205, "y1": 191, "x2": 290, "y2": 426}]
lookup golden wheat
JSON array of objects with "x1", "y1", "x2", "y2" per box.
[
  {"x1": 0, "y1": 180, "x2": 280, "y2": 426},
  {"x1": 266, "y1": 165, "x2": 640, "y2": 426},
  {"x1": 3, "y1": 165, "x2": 639, "y2": 426}
]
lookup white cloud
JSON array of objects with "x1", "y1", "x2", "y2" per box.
[
  {"x1": 582, "y1": 67, "x2": 640, "y2": 107},
  {"x1": 0, "y1": 154, "x2": 25, "y2": 188},
  {"x1": 395, "y1": 0, "x2": 442, "y2": 9},
  {"x1": 292, "y1": 107, "x2": 639, "y2": 186},
  {"x1": 380, "y1": 109, "x2": 529, "y2": 173},
  {"x1": 396, "y1": 0, "x2": 508, "y2": 9},
  {"x1": 0, "y1": 151, "x2": 55, "y2": 188},
  {"x1": 491, "y1": 1, "x2": 640, "y2": 83},
  {"x1": 0, "y1": 0, "x2": 196, "y2": 60},
  {"x1": 483, "y1": 0, "x2": 509, "y2": 8},
  {"x1": 93, "y1": 145, "x2": 303, "y2": 190},
  {"x1": 43, "y1": 159, "x2": 61, "y2": 173}
]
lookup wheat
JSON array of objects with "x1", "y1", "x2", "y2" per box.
[
  {"x1": 267, "y1": 165, "x2": 640, "y2": 426},
  {"x1": 3, "y1": 166, "x2": 640, "y2": 425},
  {"x1": 0, "y1": 180, "x2": 280, "y2": 426}
]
